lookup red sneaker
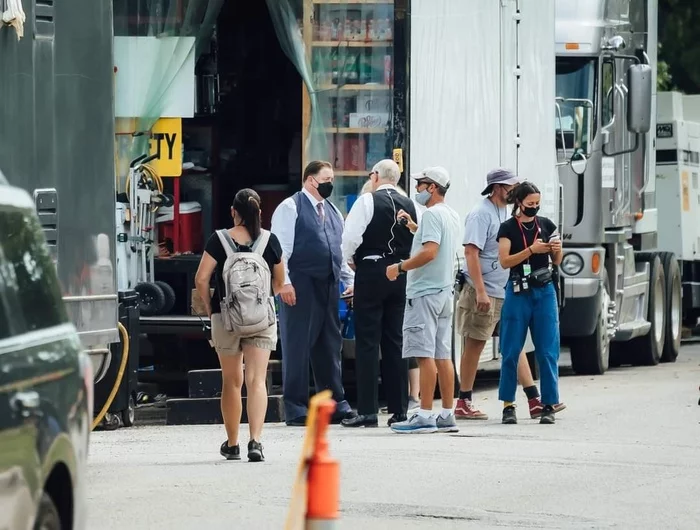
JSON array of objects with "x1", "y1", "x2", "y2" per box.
[
  {"x1": 529, "y1": 397, "x2": 566, "y2": 419},
  {"x1": 455, "y1": 398, "x2": 488, "y2": 420}
]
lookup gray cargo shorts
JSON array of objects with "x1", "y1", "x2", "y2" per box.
[{"x1": 402, "y1": 288, "x2": 454, "y2": 360}]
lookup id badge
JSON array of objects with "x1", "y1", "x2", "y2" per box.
[{"x1": 523, "y1": 263, "x2": 532, "y2": 276}]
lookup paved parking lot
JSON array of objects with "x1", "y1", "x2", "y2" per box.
[{"x1": 87, "y1": 348, "x2": 700, "y2": 529}]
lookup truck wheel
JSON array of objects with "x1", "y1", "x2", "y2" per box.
[
  {"x1": 135, "y1": 282, "x2": 165, "y2": 316},
  {"x1": 155, "y1": 280, "x2": 176, "y2": 314},
  {"x1": 629, "y1": 254, "x2": 666, "y2": 366},
  {"x1": 34, "y1": 491, "x2": 61, "y2": 530},
  {"x1": 121, "y1": 395, "x2": 136, "y2": 427},
  {"x1": 659, "y1": 252, "x2": 681, "y2": 363},
  {"x1": 570, "y1": 272, "x2": 610, "y2": 375}
]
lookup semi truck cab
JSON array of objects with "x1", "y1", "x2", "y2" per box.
[{"x1": 555, "y1": 0, "x2": 681, "y2": 374}]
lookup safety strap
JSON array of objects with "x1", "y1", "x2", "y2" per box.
[
  {"x1": 252, "y1": 229, "x2": 271, "y2": 256},
  {"x1": 217, "y1": 230, "x2": 238, "y2": 258},
  {"x1": 217, "y1": 229, "x2": 270, "y2": 258}
]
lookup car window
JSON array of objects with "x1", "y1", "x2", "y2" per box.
[{"x1": 0, "y1": 207, "x2": 68, "y2": 334}]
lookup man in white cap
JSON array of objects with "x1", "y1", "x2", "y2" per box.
[{"x1": 385, "y1": 166, "x2": 461, "y2": 434}]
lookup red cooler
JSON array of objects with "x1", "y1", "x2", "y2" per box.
[{"x1": 157, "y1": 201, "x2": 203, "y2": 254}]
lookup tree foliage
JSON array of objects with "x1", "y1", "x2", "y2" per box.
[{"x1": 659, "y1": 0, "x2": 700, "y2": 93}]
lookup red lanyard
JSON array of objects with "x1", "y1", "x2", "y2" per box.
[{"x1": 516, "y1": 217, "x2": 540, "y2": 261}]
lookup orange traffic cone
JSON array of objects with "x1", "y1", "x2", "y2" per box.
[
  {"x1": 285, "y1": 391, "x2": 339, "y2": 530},
  {"x1": 305, "y1": 399, "x2": 339, "y2": 529}
]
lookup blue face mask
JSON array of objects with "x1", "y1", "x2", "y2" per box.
[{"x1": 416, "y1": 189, "x2": 432, "y2": 206}]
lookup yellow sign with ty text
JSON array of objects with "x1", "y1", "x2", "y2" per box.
[{"x1": 149, "y1": 118, "x2": 182, "y2": 177}]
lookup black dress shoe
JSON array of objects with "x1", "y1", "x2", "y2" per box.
[
  {"x1": 286, "y1": 415, "x2": 307, "y2": 427},
  {"x1": 341, "y1": 414, "x2": 378, "y2": 428},
  {"x1": 387, "y1": 413, "x2": 407, "y2": 427},
  {"x1": 331, "y1": 410, "x2": 357, "y2": 424}
]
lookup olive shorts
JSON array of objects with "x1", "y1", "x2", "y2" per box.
[{"x1": 456, "y1": 284, "x2": 504, "y2": 341}]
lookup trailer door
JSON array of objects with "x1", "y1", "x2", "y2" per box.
[
  {"x1": 409, "y1": 0, "x2": 504, "y2": 364},
  {"x1": 512, "y1": 0, "x2": 558, "y2": 220}
]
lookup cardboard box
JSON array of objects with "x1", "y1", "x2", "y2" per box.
[{"x1": 349, "y1": 112, "x2": 390, "y2": 129}]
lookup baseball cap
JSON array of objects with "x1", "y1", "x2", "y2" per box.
[
  {"x1": 411, "y1": 166, "x2": 451, "y2": 188},
  {"x1": 480, "y1": 168, "x2": 521, "y2": 195}
]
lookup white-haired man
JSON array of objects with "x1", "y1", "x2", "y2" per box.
[{"x1": 341, "y1": 159, "x2": 419, "y2": 427}]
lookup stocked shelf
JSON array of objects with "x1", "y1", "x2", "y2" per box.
[
  {"x1": 312, "y1": 40, "x2": 393, "y2": 47},
  {"x1": 317, "y1": 83, "x2": 391, "y2": 91},
  {"x1": 324, "y1": 127, "x2": 386, "y2": 134},
  {"x1": 335, "y1": 170, "x2": 370, "y2": 177},
  {"x1": 303, "y1": 0, "x2": 396, "y2": 212},
  {"x1": 313, "y1": 0, "x2": 394, "y2": 4}
]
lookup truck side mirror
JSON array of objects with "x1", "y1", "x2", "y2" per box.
[{"x1": 627, "y1": 64, "x2": 652, "y2": 134}]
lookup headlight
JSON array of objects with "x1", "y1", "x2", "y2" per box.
[{"x1": 561, "y1": 253, "x2": 584, "y2": 275}]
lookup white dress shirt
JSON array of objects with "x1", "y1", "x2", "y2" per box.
[
  {"x1": 342, "y1": 184, "x2": 425, "y2": 265},
  {"x1": 270, "y1": 188, "x2": 355, "y2": 287}
]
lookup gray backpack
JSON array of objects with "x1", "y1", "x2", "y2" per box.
[{"x1": 216, "y1": 229, "x2": 275, "y2": 336}]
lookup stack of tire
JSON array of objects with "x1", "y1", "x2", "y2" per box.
[{"x1": 134, "y1": 281, "x2": 176, "y2": 316}]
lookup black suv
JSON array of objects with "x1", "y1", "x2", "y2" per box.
[{"x1": 0, "y1": 180, "x2": 91, "y2": 529}]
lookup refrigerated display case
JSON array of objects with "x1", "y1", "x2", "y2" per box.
[{"x1": 299, "y1": 0, "x2": 404, "y2": 214}]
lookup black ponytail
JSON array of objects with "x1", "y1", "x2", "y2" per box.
[
  {"x1": 506, "y1": 181, "x2": 540, "y2": 217},
  {"x1": 233, "y1": 188, "x2": 262, "y2": 241}
]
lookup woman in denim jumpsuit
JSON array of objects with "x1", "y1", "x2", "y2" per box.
[{"x1": 496, "y1": 182, "x2": 563, "y2": 424}]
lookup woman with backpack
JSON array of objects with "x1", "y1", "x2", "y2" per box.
[{"x1": 195, "y1": 188, "x2": 285, "y2": 462}]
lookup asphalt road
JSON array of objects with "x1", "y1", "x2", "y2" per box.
[{"x1": 87, "y1": 348, "x2": 700, "y2": 530}]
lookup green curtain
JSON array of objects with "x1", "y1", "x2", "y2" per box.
[{"x1": 113, "y1": 0, "x2": 224, "y2": 160}]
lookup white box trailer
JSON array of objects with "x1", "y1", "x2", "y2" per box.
[
  {"x1": 408, "y1": 0, "x2": 559, "y2": 365},
  {"x1": 656, "y1": 91, "x2": 700, "y2": 327}
]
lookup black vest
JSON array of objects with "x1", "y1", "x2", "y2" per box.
[{"x1": 354, "y1": 187, "x2": 417, "y2": 262}]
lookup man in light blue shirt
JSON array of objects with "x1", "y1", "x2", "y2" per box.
[
  {"x1": 385, "y1": 166, "x2": 461, "y2": 434},
  {"x1": 454, "y1": 168, "x2": 518, "y2": 421}
]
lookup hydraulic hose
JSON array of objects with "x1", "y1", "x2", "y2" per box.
[
  {"x1": 91, "y1": 321, "x2": 130, "y2": 430},
  {"x1": 125, "y1": 163, "x2": 164, "y2": 199}
]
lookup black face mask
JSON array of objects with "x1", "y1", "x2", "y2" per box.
[
  {"x1": 522, "y1": 205, "x2": 540, "y2": 217},
  {"x1": 316, "y1": 181, "x2": 334, "y2": 199}
]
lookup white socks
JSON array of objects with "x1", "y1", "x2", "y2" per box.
[{"x1": 417, "y1": 408, "x2": 453, "y2": 419}]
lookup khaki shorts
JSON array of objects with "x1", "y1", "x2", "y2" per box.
[
  {"x1": 456, "y1": 284, "x2": 504, "y2": 341},
  {"x1": 210, "y1": 313, "x2": 277, "y2": 355}
]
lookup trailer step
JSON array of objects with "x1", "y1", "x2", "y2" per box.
[
  {"x1": 166, "y1": 395, "x2": 285, "y2": 425},
  {"x1": 188, "y1": 360, "x2": 282, "y2": 398},
  {"x1": 612, "y1": 320, "x2": 652, "y2": 341},
  {"x1": 135, "y1": 403, "x2": 168, "y2": 426}
]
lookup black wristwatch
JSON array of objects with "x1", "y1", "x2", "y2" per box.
[{"x1": 398, "y1": 261, "x2": 405, "y2": 274}]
